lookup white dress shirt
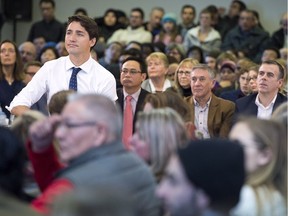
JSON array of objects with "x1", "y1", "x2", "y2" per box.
[
  {"x1": 255, "y1": 93, "x2": 277, "y2": 119},
  {"x1": 8, "y1": 56, "x2": 117, "y2": 111},
  {"x1": 194, "y1": 97, "x2": 211, "y2": 139},
  {"x1": 123, "y1": 88, "x2": 141, "y2": 116}
]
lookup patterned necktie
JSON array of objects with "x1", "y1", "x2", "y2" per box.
[
  {"x1": 69, "y1": 67, "x2": 81, "y2": 91},
  {"x1": 122, "y1": 95, "x2": 133, "y2": 149}
]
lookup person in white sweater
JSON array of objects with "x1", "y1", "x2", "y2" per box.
[
  {"x1": 107, "y1": 8, "x2": 152, "y2": 46},
  {"x1": 183, "y1": 8, "x2": 221, "y2": 55}
]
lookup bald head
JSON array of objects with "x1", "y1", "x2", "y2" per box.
[{"x1": 19, "y1": 41, "x2": 37, "y2": 64}]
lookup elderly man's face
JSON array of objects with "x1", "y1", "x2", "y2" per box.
[
  {"x1": 156, "y1": 155, "x2": 204, "y2": 216},
  {"x1": 55, "y1": 101, "x2": 98, "y2": 163}
]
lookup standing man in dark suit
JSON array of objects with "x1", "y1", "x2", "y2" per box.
[
  {"x1": 235, "y1": 60, "x2": 287, "y2": 119},
  {"x1": 116, "y1": 57, "x2": 150, "y2": 147}
]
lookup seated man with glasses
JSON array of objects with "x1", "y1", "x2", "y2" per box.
[
  {"x1": 27, "y1": 93, "x2": 159, "y2": 215},
  {"x1": 116, "y1": 57, "x2": 150, "y2": 148}
]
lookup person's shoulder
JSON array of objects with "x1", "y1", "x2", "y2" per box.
[
  {"x1": 93, "y1": 60, "x2": 116, "y2": 78},
  {"x1": 140, "y1": 88, "x2": 150, "y2": 96},
  {"x1": 187, "y1": 26, "x2": 199, "y2": 34},
  {"x1": 236, "y1": 93, "x2": 256, "y2": 104},
  {"x1": 214, "y1": 94, "x2": 235, "y2": 107},
  {"x1": 277, "y1": 92, "x2": 287, "y2": 101}
]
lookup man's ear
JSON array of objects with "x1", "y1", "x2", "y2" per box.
[
  {"x1": 277, "y1": 78, "x2": 284, "y2": 89},
  {"x1": 90, "y1": 38, "x2": 96, "y2": 48},
  {"x1": 93, "y1": 124, "x2": 108, "y2": 147},
  {"x1": 141, "y1": 73, "x2": 147, "y2": 81},
  {"x1": 211, "y1": 79, "x2": 216, "y2": 89}
]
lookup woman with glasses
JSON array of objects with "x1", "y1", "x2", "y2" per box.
[
  {"x1": 248, "y1": 64, "x2": 259, "y2": 93},
  {"x1": 171, "y1": 58, "x2": 199, "y2": 99},
  {"x1": 229, "y1": 117, "x2": 287, "y2": 216},
  {"x1": 0, "y1": 40, "x2": 25, "y2": 119}
]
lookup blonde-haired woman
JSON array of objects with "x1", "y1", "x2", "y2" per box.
[
  {"x1": 129, "y1": 107, "x2": 189, "y2": 181},
  {"x1": 172, "y1": 58, "x2": 199, "y2": 99},
  {"x1": 229, "y1": 117, "x2": 287, "y2": 216},
  {"x1": 141, "y1": 52, "x2": 172, "y2": 93}
]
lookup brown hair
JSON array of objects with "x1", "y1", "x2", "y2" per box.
[
  {"x1": 67, "y1": 15, "x2": 99, "y2": 48},
  {"x1": 0, "y1": 40, "x2": 24, "y2": 81},
  {"x1": 144, "y1": 90, "x2": 192, "y2": 122},
  {"x1": 48, "y1": 90, "x2": 75, "y2": 114}
]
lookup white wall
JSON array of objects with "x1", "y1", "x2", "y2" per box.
[{"x1": 1, "y1": 0, "x2": 287, "y2": 44}]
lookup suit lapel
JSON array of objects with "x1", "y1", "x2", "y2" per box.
[{"x1": 116, "y1": 89, "x2": 124, "y2": 112}]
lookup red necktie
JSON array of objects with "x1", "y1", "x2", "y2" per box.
[{"x1": 122, "y1": 95, "x2": 133, "y2": 149}]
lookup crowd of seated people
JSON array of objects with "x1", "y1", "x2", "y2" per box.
[{"x1": 0, "y1": 0, "x2": 287, "y2": 215}]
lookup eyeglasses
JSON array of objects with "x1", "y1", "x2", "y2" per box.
[
  {"x1": 177, "y1": 71, "x2": 191, "y2": 76},
  {"x1": 121, "y1": 69, "x2": 142, "y2": 75},
  {"x1": 248, "y1": 76, "x2": 257, "y2": 81},
  {"x1": 58, "y1": 121, "x2": 98, "y2": 129}
]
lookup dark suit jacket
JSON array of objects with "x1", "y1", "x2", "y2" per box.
[
  {"x1": 116, "y1": 88, "x2": 150, "y2": 132},
  {"x1": 186, "y1": 94, "x2": 235, "y2": 138},
  {"x1": 235, "y1": 93, "x2": 287, "y2": 117}
]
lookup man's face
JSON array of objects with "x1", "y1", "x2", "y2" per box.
[
  {"x1": 55, "y1": 101, "x2": 98, "y2": 163},
  {"x1": 257, "y1": 63, "x2": 283, "y2": 95},
  {"x1": 190, "y1": 69, "x2": 214, "y2": 100},
  {"x1": 23, "y1": 65, "x2": 41, "y2": 85},
  {"x1": 65, "y1": 21, "x2": 96, "y2": 56},
  {"x1": 199, "y1": 12, "x2": 212, "y2": 27},
  {"x1": 120, "y1": 60, "x2": 146, "y2": 90},
  {"x1": 19, "y1": 42, "x2": 36, "y2": 64},
  {"x1": 181, "y1": 7, "x2": 195, "y2": 25},
  {"x1": 40, "y1": 2, "x2": 54, "y2": 21},
  {"x1": 239, "y1": 11, "x2": 254, "y2": 31},
  {"x1": 150, "y1": 9, "x2": 164, "y2": 28},
  {"x1": 156, "y1": 155, "x2": 202, "y2": 216},
  {"x1": 228, "y1": 2, "x2": 241, "y2": 17},
  {"x1": 129, "y1": 11, "x2": 143, "y2": 29}
]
